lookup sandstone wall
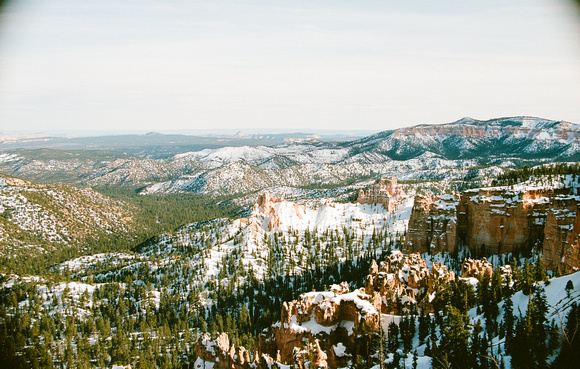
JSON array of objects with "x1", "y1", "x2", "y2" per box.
[
  {"x1": 391, "y1": 121, "x2": 580, "y2": 141},
  {"x1": 460, "y1": 189, "x2": 531, "y2": 255},
  {"x1": 542, "y1": 197, "x2": 580, "y2": 271},
  {"x1": 405, "y1": 187, "x2": 580, "y2": 270},
  {"x1": 404, "y1": 194, "x2": 459, "y2": 255}
]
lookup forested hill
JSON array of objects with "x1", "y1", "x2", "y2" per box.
[{"x1": 0, "y1": 174, "x2": 237, "y2": 275}]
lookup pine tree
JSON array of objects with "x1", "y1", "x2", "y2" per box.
[
  {"x1": 502, "y1": 297, "x2": 515, "y2": 353},
  {"x1": 490, "y1": 267, "x2": 503, "y2": 303},
  {"x1": 509, "y1": 258, "x2": 522, "y2": 296},
  {"x1": 534, "y1": 254, "x2": 547, "y2": 283},
  {"x1": 521, "y1": 259, "x2": 534, "y2": 295},
  {"x1": 552, "y1": 303, "x2": 580, "y2": 368},
  {"x1": 450, "y1": 280, "x2": 476, "y2": 314},
  {"x1": 418, "y1": 311, "x2": 430, "y2": 345},
  {"x1": 469, "y1": 320, "x2": 483, "y2": 368},
  {"x1": 353, "y1": 354, "x2": 366, "y2": 369},
  {"x1": 387, "y1": 322, "x2": 399, "y2": 352},
  {"x1": 565, "y1": 280, "x2": 574, "y2": 298},
  {"x1": 373, "y1": 326, "x2": 388, "y2": 369},
  {"x1": 400, "y1": 315, "x2": 415, "y2": 353},
  {"x1": 511, "y1": 314, "x2": 534, "y2": 369},
  {"x1": 439, "y1": 306, "x2": 470, "y2": 369},
  {"x1": 511, "y1": 288, "x2": 549, "y2": 368},
  {"x1": 531, "y1": 286, "x2": 549, "y2": 367}
]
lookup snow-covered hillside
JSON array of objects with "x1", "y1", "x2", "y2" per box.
[
  {"x1": 8, "y1": 193, "x2": 411, "y2": 322},
  {"x1": 350, "y1": 116, "x2": 580, "y2": 161},
  {"x1": 139, "y1": 194, "x2": 414, "y2": 286},
  {"x1": 0, "y1": 174, "x2": 138, "y2": 257}
]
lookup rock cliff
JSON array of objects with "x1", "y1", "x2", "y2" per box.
[
  {"x1": 247, "y1": 192, "x2": 306, "y2": 233},
  {"x1": 542, "y1": 195, "x2": 580, "y2": 272},
  {"x1": 195, "y1": 333, "x2": 264, "y2": 369},
  {"x1": 404, "y1": 193, "x2": 459, "y2": 254},
  {"x1": 390, "y1": 119, "x2": 580, "y2": 141},
  {"x1": 458, "y1": 188, "x2": 555, "y2": 256},
  {"x1": 461, "y1": 258, "x2": 493, "y2": 279},
  {"x1": 405, "y1": 185, "x2": 580, "y2": 271},
  {"x1": 261, "y1": 282, "x2": 380, "y2": 368}
]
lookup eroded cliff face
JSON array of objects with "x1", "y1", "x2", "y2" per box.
[
  {"x1": 195, "y1": 333, "x2": 269, "y2": 369},
  {"x1": 363, "y1": 252, "x2": 456, "y2": 314},
  {"x1": 390, "y1": 119, "x2": 580, "y2": 141},
  {"x1": 404, "y1": 193, "x2": 459, "y2": 255},
  {"x1": 461, "y1": 258, "x2": 493, "y2": 279},
  {"x1": 357, "y1": 176, "x2": 406, "y2": 212},
  {"x1": 405, "y1": 186, "x2": 580, "y2": 270},
  {"x1": 458, "y1": 188, "x2": 555, "y2": 256},
  {"x1": 542, "y1": 196, "x2": 580, "y2": 272},
  {"x1": 247, "y1": 192, "x2": 307, "y2": 233}
]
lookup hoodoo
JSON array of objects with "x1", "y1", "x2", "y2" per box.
[{"x1": 357, "y1": 176, "x2": 406, "y2": 212}]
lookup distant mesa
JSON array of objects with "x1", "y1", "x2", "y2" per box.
[{"x1": 391, "y1": 116, "x2": 579, "y2": 141}]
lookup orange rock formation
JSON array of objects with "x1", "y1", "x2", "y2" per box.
[
  {"x1": 357, "y1": 177, "x2": 406, "y2": 212},
  {"x1": 405, "y1": 187, "x2": 580, "y2": 271}
]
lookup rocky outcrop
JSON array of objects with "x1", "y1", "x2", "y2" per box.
[
  {"x1": 404, "y1": 193, "x2": 459, "y2": 254},
  {"x1": 195, "y1": 333, "x2": 261, "y2": 369},
  {"x1": 196, "y1": 252, "x2": 500, "y2": 369},
  {"x1": 263, "y1": 284, "x2": 380, "y2": 367},
  {"x1": 462, "y1": 258, "x2": 493, "y2": 279},
  {"x1": 257, "y1": 251, "x2": 463, "y2": 368},
  {"x1": 542, "y1": 196, "x2": 580, "y2": 272},
  {"x1": 363, "y1": 251, "x2": 456, "y2": 314},
  {"x1": 405, "y1": 186, "x2": 580, "y2": 270},
  {"x1": 290, "y1": 339, "x2": 333, "y2": 369},
  {"x1": 248, "y1": 192, "x2": 306, "y2": 233},
  {"x1": 357, "y1": 177, "x2": 406, "y2": 212},
  {"x1": 367, "y1": 252, "x2": 426, "y2": 311}
]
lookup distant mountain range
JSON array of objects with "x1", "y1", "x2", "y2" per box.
[
  {"x1": 348, "y1": 116, "x2": 580, "y2": 161},
  {"x1": 0, "y1": 131, "x2": 363, "y2": 158},
  {"x1": 1, "y1": 117, "x2": 578, "y2": 198}
]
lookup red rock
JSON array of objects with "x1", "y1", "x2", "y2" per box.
[
  {"x1": 404, "y1": 194, "x2": 459, "y2": 255},
  {"x1": 357, "y1": 177, "x2": 406, "y2": 212},
  {"x1": 462, "y1": 258, "x2": 493, "y2": 279},
  {"x1": 405, "y1": 187, "x2": 580, "y2": 271}
]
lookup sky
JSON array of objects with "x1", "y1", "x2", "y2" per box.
[{"x1": 0, "y1": 0, "x2": 579, "y2": 134}]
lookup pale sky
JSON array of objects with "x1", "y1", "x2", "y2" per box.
[{"x1": 0, "y1": 0, "x2": 579, "y2": 133}]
